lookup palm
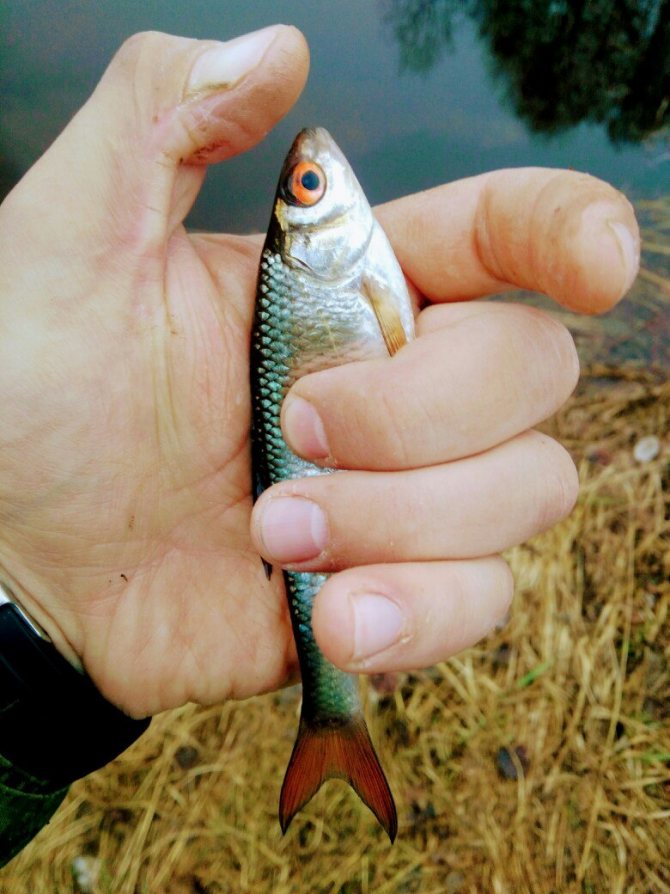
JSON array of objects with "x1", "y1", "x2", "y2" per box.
[
  {"x1": 0, "y1": 220, "x2": 293, "y2": 716},
  {"x1": 0, "y1": 24, "x2": 636, "y2": 722}
]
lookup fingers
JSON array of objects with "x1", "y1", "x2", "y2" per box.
[
  {"x1": 168, "y1": 26, "x2": 309, "y2": 165},
  {"x1": 282, "y1": 302, "x2": 579, "y2": 471},
  {"x1": 376, "y1": 167, "x2": 639, "y2": 313},
  {"x1": 3, "y1": 26, "x2": 309, "y2": 247},
  {"x1": 312, "y1": 557, "x2": 514, "y2": 672},
  {"x1": 103, "y1": 26, "x2": 309, "y2": 229},
  {"x1": 250, "y1": 430, "x2": 578, "y2": 570}
]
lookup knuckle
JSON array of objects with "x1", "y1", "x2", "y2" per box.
[
  {"x1": 409, "y1": 387, "x2": 449, "y2": 464},
  {"x1": 554, "y1": 321, "x2": 580, "y2": 399},
  {"x1": 497, "y1": 559, "x2": 516, "y2": 615},
  {"x1": 109, "y1": 31, "x2": 192, "y2": 92},
  {"x1": 374, "y1": 376, "x2": 416, "y2": 469},
  {"x1": 113, "y1": 30, "x2": 162, "y2": 66},
  {"x1": 533, "y1": 435, "x2": 579, "y2": 530},
  {"x1": 473, "y1": 177, "x2": 506, "y2": 284},
  {"x1": 507, "y1": 306, "x2": 580, "y2": 414}
]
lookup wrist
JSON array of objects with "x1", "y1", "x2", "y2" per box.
[
  {"x1": 0, "y1": 560, "x2": 82, "y2": 671},
  {"x1": 0, "y1": 581, "x2": 150, "y2": 785}
]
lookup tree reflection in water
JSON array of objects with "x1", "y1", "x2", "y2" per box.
[{"x1": 381, "y1": 0, "x2": 669, "y2": 144}]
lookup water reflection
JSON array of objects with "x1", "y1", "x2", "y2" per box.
[
  {"x1": 0, "y1": 0, "x2": 667, "y2": 371},
  {"x1": 381, "y1": 0, "x2": 464, "y2": 73},
  {"x1": 382, "y1": 0, "x2": 670, "y2": 144}
]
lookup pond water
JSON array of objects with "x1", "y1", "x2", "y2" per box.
[{"x1": 2, "y1": 1, "x2": 669, "y2": 364}]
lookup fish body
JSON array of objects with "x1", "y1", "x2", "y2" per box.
[{"x1": 251, "y1": 128, "x2": 414, "y2": 840}]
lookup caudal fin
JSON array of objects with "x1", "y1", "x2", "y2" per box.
[{"x1": 279, "y1": 714, "x2": 397, "y2": 842}]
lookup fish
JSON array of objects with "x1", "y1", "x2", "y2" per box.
[{"x1": 250, "y1": 127, "x2": 415, "y2": 841}]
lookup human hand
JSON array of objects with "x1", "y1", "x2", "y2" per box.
[
  {"x1": 0, "y1": 28, "x2": 639, "y2": 719},
  {"x1": 250, "y1": 170, "x2": 639, "y2": 674},
  {"x1": 0, "y1": 26, "x2": 310, "y2": 716}
]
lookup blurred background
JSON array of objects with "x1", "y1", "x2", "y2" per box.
[
  {"x1": 2, "y1": 0, "x2": 669, "y2": 365},
  {"x1": 2, "y1": 0, "x2": 668, "y2": 226},
  {"x1": 1, "y1": 2, "x2": 668, "y2": 893}
]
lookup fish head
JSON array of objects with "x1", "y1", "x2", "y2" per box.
[{"x1": 271, "y1": 128, "x2": 374, "y2": 280}]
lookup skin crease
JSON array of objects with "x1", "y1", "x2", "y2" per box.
[{"x1": 0, "y1": 28, "x2": 639, "y2": 718}]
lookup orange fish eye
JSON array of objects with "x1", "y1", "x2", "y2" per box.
[{"x1": 286, "y1": 161, "x2": 326, "y2": 207}]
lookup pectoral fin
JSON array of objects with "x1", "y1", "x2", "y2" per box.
[{"x1": 362, "y1": 277, "x2": 408, "y2": 357}]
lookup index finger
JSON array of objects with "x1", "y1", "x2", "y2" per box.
[{"x1": 375, "y1": 168, "x2": 639, "y2": 314}]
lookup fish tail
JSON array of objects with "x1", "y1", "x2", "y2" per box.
[{"x1": 279, "y1": 713, "x2": 397, "y2": 842}]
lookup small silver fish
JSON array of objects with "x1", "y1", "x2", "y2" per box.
[{"x1": 251, "y1": 128, "x2": 415, "y2": 840}]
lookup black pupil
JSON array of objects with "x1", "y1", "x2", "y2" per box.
[{"x1": 300, "y1": 170, "x2": 320, "y2": 191}]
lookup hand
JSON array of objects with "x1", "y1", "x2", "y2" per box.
[
  {"x1": 0, "y1": 29, "x2": 639, "y2": 719},
  {"x1": 250, "y1": 172, "x2": 639, "y2": 673},
  {"x1": 0, "y1": 26, "x2": 310, "y2": 716}
]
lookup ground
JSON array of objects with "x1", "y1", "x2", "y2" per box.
[{"x1": 1, "y1": 199, "x2": 668, "y2": 894}]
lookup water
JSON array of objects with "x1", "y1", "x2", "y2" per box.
[{"x1": 1, "y1": 1, "x2": 669, "y2": 363}]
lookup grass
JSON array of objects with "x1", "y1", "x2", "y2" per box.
[{"x1": 1, "y1": 201, "x2": 669, "y2": 894}]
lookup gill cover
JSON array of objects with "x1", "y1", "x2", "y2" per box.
[{"x1": 272, "y1": 127, "x2": 374, "y2": 280}]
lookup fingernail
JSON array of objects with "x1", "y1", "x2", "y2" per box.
[
  {"x1": 187, "y1": 26, "x2": 278, "y2": 95},
  {"x1": 608, "y1": 220, "x2": 640, "y2": 294},
  {"x1": 283, "y1": 396, "x2": 329, "y2": 459},
  {"x1": 350, "y1": 593, "x2": 406, "y2": 664},
  {"x1": 257, "y1": 497, "x2": 328, "y2": 563}
]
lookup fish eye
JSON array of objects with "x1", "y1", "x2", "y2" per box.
[{"x1": 285, "y1": 161, "x2": 326, "y2": 207}]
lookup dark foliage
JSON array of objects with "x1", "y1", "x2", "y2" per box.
[{"x1": 382, "y1": 0, "x2": 670, "y2": 143}]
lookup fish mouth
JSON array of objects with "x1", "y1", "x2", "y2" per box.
[
  {"x1": 271, "y1": 125, "x2": 373, "y2": 278},
  {"x1": 283, "y1": 127, "x2": 337, "y2": 170},
  {"x1": 274, "y1": 127, "x2": 357, "y2": 233},
  {"x1": 278, "y1": 127, "x2": 347, "y2": 197}
]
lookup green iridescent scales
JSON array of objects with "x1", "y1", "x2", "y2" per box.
[
  {"x1": 251, "y1": 128, "x2": 400, "y2": 840},
  {"x1": 252, "y1": 249, "x2": 360, "y2": 721}
]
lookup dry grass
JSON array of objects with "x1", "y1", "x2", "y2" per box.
[
  {"x1": 1, "y1": 204, "x2": 669, "y2": 893},
  {"x1": 2, "y1": 377, "x2": 668, "y2": 894}
]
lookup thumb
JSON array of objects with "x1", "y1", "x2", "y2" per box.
[{"x1": 3, "y1": 26, "x2": 309, "y2": 246}]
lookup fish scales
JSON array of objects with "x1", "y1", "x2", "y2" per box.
[
  {"x1": 255, "y1": 250, "x2": 376, "y2": 717},
  {"x1": 251, "y1": 127, "x2": 415, "y2": 841}
]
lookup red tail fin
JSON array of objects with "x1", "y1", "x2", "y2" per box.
[{"x1": 279, "y1": 714, "x2": 397, "y2": 842}]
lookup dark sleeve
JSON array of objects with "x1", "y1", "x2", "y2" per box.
[{"x1": 0, "y1": 753, "x2": 69, "y2": 868}]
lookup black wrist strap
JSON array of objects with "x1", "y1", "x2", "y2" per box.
[{"x1": 0, "y1": 594, "x2": 150, "y2": 786}]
